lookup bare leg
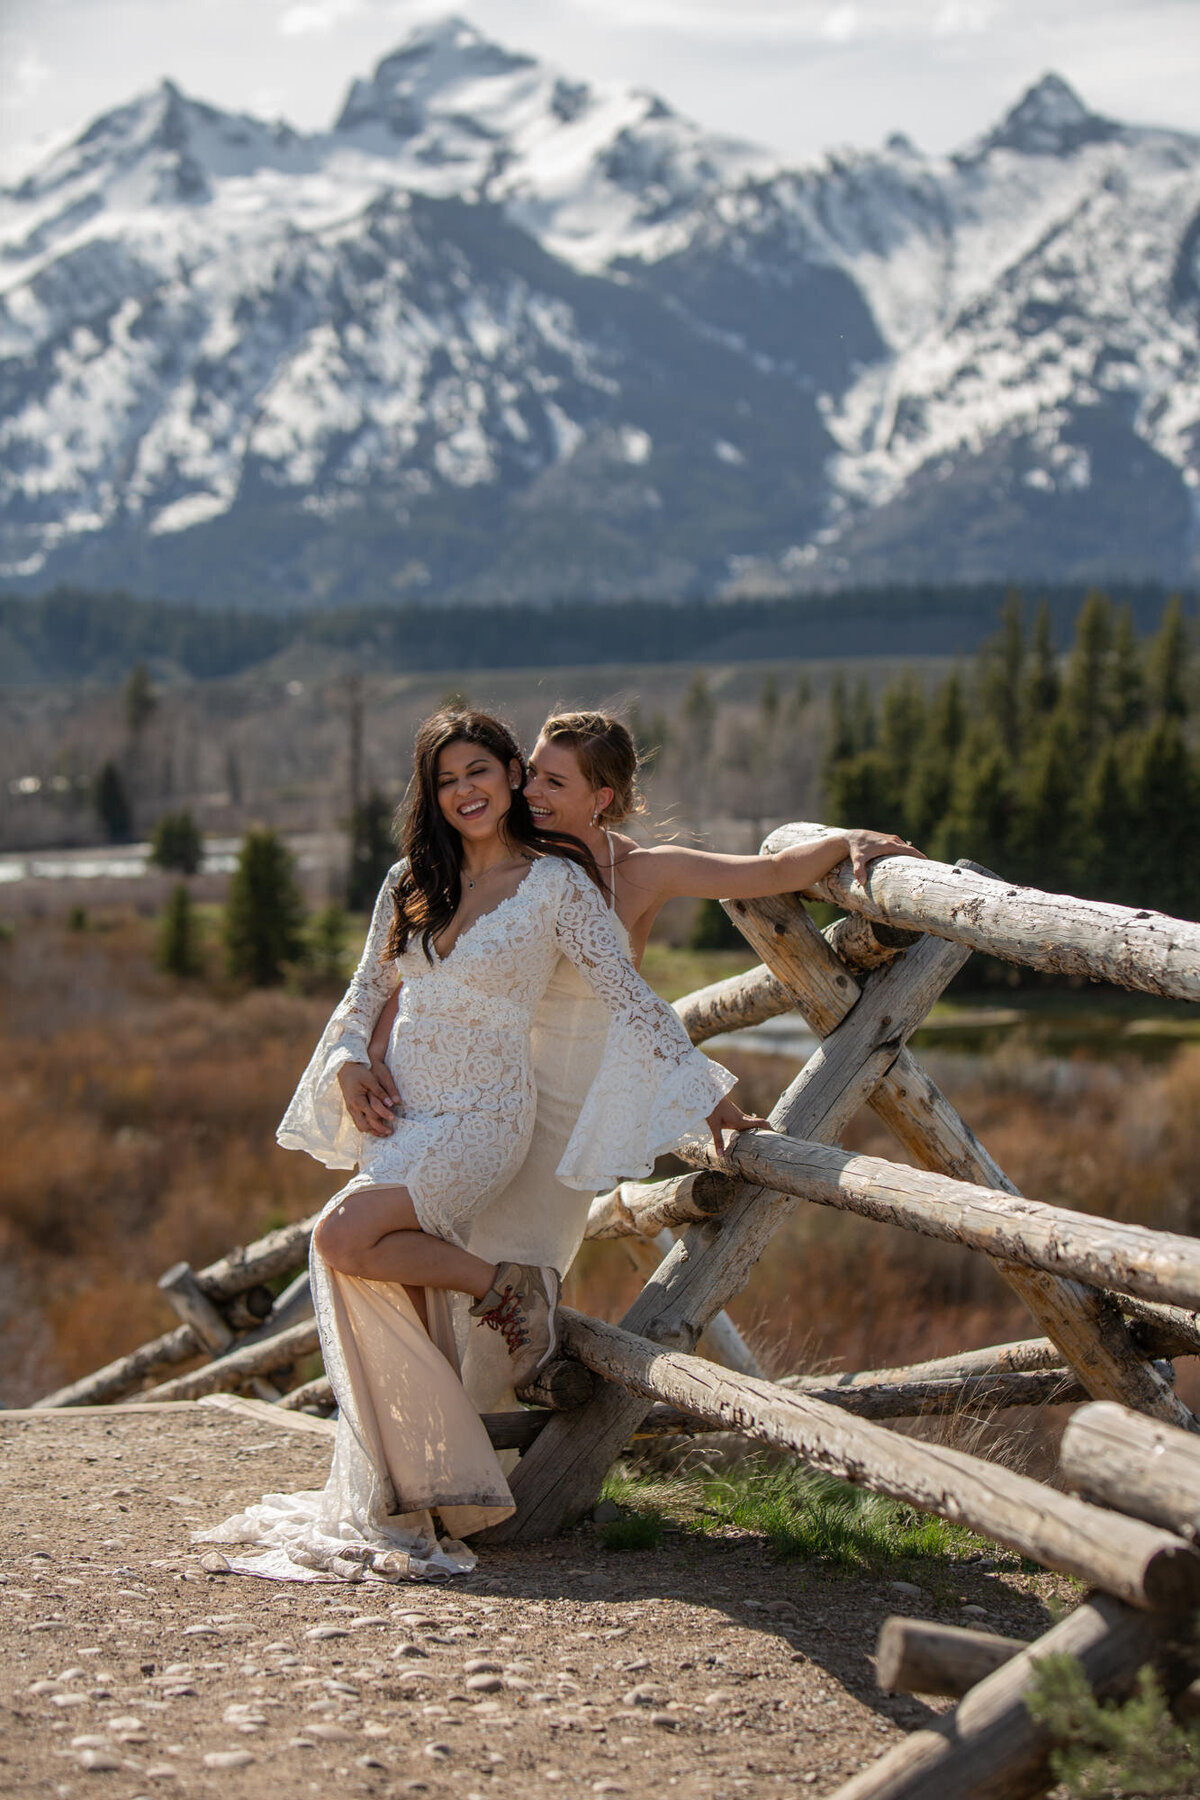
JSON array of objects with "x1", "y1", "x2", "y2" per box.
[{"x1": 313, "y1": 1185, "x2": 497, "y2": 1301}]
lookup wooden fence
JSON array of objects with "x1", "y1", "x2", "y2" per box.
[{"x1": 31, "y1": 827, "x2": 1200, "y2": 1799}]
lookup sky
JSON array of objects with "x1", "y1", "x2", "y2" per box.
[{"x1": 2, "y1": 0, "x2": 1199, "y2": 179}]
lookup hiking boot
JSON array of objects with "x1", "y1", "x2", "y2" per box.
[{"x1": 469, "y1": 1262, "x2": 561, "y2": 1390}]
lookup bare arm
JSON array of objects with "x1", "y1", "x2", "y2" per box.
[{"x1": 639, "y1": 830, "x2": 923, "y2": 907}]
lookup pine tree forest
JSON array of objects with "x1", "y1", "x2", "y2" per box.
[{"x1": 823, "y1": 591, "x2": 1199, "y2": 928}]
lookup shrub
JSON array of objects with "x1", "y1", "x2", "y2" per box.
[
  {"x1": 224, "y1": 828, "x2": 306, "y2": 987},
  {"x1": 159, "y1": 883, "x2": 203, "y2": 979},
  {"x1": 1026, "y1": 1654, "x2": 1200, "y2": 1796},
  {"x1": 149, "y1": 810, "x2": 203, "y2": 875}
]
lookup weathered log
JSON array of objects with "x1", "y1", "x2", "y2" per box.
[
  {"x1": 825, "y1": 912, "x2": 922, "y2": 970},
  {"x1": 1060, "y1": 1402, "x2": 1200, "y2": 1541},
  {"x1": 875, "y1": 1619, "x2": 1028, "y2": 1697},
  {"x1": 223, "y1": 1286, "x2": 276, "y2": 1332},
  {"x1": 832, "y1": 1592, "x2": 1176, "y2": 1800},
  {"x1": 553, "y1": 1308, "x2": 1200, "y2": 1609},
  {"x1": 726, "y1": 887, "x2": 1190, "y2": 1428},
  {"x1": 193, "y1": 1214, "x2": 318, "y2": 1304},
  {"x1": 157, "y1": 1262, "x2": 234, "y2": 1355},
  {"x1": 718, "y1": 1132, "x2": 1200, "y2": 1315},
  {"x1": 783, "y1": 1366, "x2": 1085, "y2": 1417},
  {"x1": 515, "y1": 1359, "x2": 597, "y2": 1411},
  {"x1": 130, "y1": 1319, "x2": 320, "y2": 1403},
  {"x1": 488, "y1": 924, "x2": 973, "y2": 1542},
  {"x1": 622, "y1": 1229, "x2": 763, "y2": 1378},
  {"x1": 277, "y1": 1375, "x2": 334, "y2": 1414},
  {"x1": 673, "y1": 962, "x2": 794, "y2": 1044},
  {"x1": 33, "y1": 1324, "x2": 201, "y2": 1409},
  {"x1": 767, "y1": 821, "x2": 1200, "y2": 1003},
  {"x1": 234, "y1": 1271, "x2": 314, "y2": 1351},
  {"x1": 1121, "y1": 1294, "x2": 1200, "y2": 1358}
]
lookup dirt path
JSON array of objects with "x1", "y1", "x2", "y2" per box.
[{"x1": 1, "y1": 1399, "x2": 1074, "y2": 1799}]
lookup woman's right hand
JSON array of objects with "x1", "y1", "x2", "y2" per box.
[{"x1": 338, "y1": 1059, "x2": 401, "y2": 1137}]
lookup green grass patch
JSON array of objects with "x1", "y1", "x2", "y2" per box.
[
  {"x1": 607, "y1": 1458, "x2": 989, "y2": 1571},
  {"x1": 600, "y1": 1513, "x2": 665, "y2": 1552}
]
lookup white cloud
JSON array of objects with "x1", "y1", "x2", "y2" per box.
[
  {"x1": 8, "y1": 46, "x2": 52, "y2": 105},
  {"x1": 278, "y1": 0, "x2": 366, "y2": 37}
]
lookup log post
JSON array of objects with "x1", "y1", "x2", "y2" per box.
[
  {"x1": 485, "y1": 928, "x2": 1000, "y2": 1543},
  {"x1": 157, "y1": 1263, "x2": 234, "y2": 1355},
  {"x1": 724, "y1": 884, "x2": 1192, "y2": 1429},
  {"x1": 621, "y1": 1229, "x2": 763, "y2": 1378},
  {"x1": 33, "y1": 1324, "x2": 202, "y2": 1409},
  {"x1": 829, "y1": 1593, "x2": 1180, "y2": 1800},
  {"x1": 129, "y1": 1319, "x2": 320, "y2": 1403},
  {"x1": 766, "y1": 822, "x2": 1200, "y2": 1003},
  {"x1": 550, "y1": 1308, "x2": 1200, "y2": 1608},
  {"x1": 875, "y1": 1619, "x2": 1028, "y2": 1697},
  {"x1": 1060, "y1": 1402, "x2": 1200, "y2": 1541}
]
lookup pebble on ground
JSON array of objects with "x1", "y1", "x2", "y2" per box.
[{"x1": 0, "y1": 1398, "x2": 1073, "y2": 1797}]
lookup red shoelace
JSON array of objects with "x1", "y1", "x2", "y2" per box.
[{"x1": 479, "y1": 1288, "x2": 530, "y2": 1354}]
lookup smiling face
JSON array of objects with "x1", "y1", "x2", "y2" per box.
[
  {"x1": 435, "y1": 738, "x2": 520, "y2": 845},
  {"x1": 525, "y1": 734, "x2": 612, "y2": 837}
]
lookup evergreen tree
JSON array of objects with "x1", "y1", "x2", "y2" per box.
[
  {"x1": 93, "y1": 761, "x2": 131, "y2": 842},
  {"x1": 1125, "y1": 718, "x2": 1200, "y2": 918},
  {"x1": 159, "y1": 882, "x2": 203, "y2": 978},
  {"x1": 309, "y1": 901, "x2": 348, "y2": 987},
  {"x1": 825, "y1": 750, "x2": 900, "y2": 831},
  {"x1": 903, "y1": 673, "x2": 965, "y2": 845},
  {"x1": 346, "y1": 790, "x2": 396, "y2": 913},
  {"x1": 1025, "y1": 601, "x2": 1060, "y2": 727},
  {"x1": 1009, "y1": 710, "x2": 1083, "y2": 890},
  {"x1": 877, "y1": 672, "x2": 926, "y2": 806},
  {"x1": 759, "y1": 674, "x2": 780, "y2": 725},
  {"x1": 1060, "y1": 589, "x2": 1113, "y2": 753},
  {"x1": 149, "y1": 809, "x2": 203, "y2": 875},
  {"x1": 930, "y1": 731, "x2": 1012, "y2": 873},
  {"x1": 1145, "y1": 592, "x2": 1190, "y2": 721},
  {"x1": 1079, "y1": 738, "x2": 1139, "y2": 902},
  {"x1": 1109, "y1": 604, "x2": 1145, "y2": 735},
  {"x1": 224, "y1": 828, "x2": 306, "y2": 986},
  {"x1": 976, "y1": 590, "x2": 1025, "y2": 745},
  {"x1": 852, "y1": 676, "x2": 877, "y2": 751},
  {"x1": 124, "y1": 662, "x2": 157, "y2": 737},
  {"x1": 825, "y1": 670, "x2": 854, "y2": 765},
  {"x1": 689, "y1": 896, "x2": 745, "y2": 951}
]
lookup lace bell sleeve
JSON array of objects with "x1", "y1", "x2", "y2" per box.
[
  {"x1": 552, "y1": 861, "x2": 737, "y2": 1192},
  {"x1": 275, "y1": 862, "x2": 404, "y2": 1170}
]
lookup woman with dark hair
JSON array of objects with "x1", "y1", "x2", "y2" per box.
[{"x1": 200, "y1": 708, "x2": 760, "y2": 1584}]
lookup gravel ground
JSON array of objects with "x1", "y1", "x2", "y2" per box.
[{"x1": 1, "y1": 1398, "x2": 1076, "y2": 1799}]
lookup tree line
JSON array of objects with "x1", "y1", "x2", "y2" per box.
[
  {"x1": 824, "y1": 592, "x2": 1198, "y2": 923},
  {"x1": 4, "y1": 580, "x2": 1195, "y2": 686}
]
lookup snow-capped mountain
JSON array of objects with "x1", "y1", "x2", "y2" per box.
[{"x1": 0, "y1": 16, "x2": 1197, "y2": 608}]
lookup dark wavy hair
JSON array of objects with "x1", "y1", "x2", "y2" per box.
[{"x1": 386, "y1": 708, "x2": 603, "y2": 961}]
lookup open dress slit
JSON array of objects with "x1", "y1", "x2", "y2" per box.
[{"x1": 197, "y1": 853, "x2": 734, "y2": 1583}]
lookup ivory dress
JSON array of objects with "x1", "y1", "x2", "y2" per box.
[{"x1": 198, "y1": 853, "x2": 734, "y2": 1583}]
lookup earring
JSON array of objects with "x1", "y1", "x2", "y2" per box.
[{"x1": 591, "y1": 809, "x2": 599, "y2": 827}]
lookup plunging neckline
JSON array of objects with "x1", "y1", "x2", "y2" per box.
[{"x1": 431, "y1": 857, "x2": 541, "y2": 964}]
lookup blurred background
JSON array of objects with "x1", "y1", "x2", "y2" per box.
[{"x1": 1, "y1": 3, "x2": 1198, "y2": 1447}]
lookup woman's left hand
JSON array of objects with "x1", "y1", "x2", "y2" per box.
[
  {"x1": 705, "y1": 1094, "x2": 772, "y2": 1158},
  {"x1": 843, "y1": 829, "x2": 926, "y2": 885}
]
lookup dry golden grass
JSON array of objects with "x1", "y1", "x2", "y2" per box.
[{"x1": 4, "y1": 909, "x2": 1199, "y2": 1421}]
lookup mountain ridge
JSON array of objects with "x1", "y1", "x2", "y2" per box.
[{"x1": 0, "y1": 17, "x2": 1197, "y2": 607}]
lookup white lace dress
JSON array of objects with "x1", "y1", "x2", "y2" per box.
[{"x1": 198, "y1": 854, "x2": 733, "y2": 1584}]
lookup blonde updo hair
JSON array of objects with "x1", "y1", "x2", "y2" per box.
[{"x1": 539, "y1": 710, "x2": 644, "y2": 826}]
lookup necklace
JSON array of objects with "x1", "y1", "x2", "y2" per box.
[{"x1": 464, "y1": 856, "x2": 525, "y2": 892}]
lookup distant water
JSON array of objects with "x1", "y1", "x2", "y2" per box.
[
  {"x1": 705, "y1": 1014, "x2": 819, "y2": 1061},
  {"x1": 0, "y1": 834, "x2": 337, "y2": 884},
  {"x1": 0, "y1": 840, "x2": 242, "y2": 883}
]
